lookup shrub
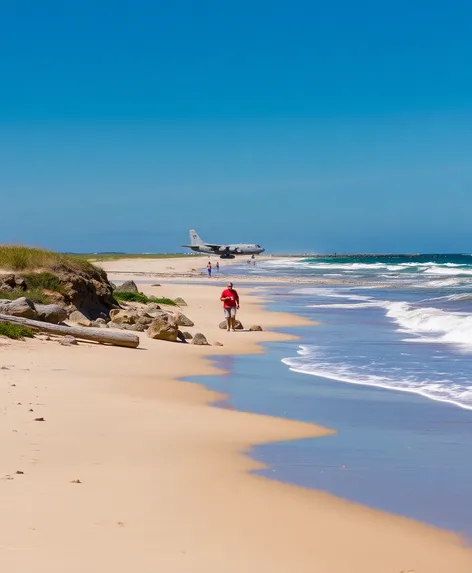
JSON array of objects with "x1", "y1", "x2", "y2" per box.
[
  {"x1": 0, "y1": 323, "x2": 35, "y2": 339},
  {"x1": 0, "y1": 288, "x2": 52, "y2": 305},
  {"x1": 21, "y1": 272, "x2": 64, "y2": 293},
  {"x1": 113, "y1": 291, "x2": 177, "y2": 305}
]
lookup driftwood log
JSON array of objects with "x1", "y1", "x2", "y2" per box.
[{"x1": 0, "y1": 314, "x2": 139, "y2": 349}]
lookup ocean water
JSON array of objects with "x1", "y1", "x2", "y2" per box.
[
  {"x1": 190, "y1": 254, "x2": 472, "y2": 537},
  {"x1": 253, "y1": 254, "x2": 472, "y2": 410}
]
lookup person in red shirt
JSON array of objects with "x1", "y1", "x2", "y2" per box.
[{"x1": 220, "y1": 282, "x2": 240, "y2": 331}]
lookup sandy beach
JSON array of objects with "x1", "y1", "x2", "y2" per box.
[{"x1": 1, "y1": 256, "x2": 471, "y2": 572}]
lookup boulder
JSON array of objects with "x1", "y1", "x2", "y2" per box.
[
  {"x1": 144, "y1": 302, "x2": 161, "y2": 312},
  {"x1": 219, "y1": 320, "x2": 244, "y2": 330},
  {"x1": 35, "y1": 304, "x2": 68, "y2": 324},
  {"x1": 108, "y1": 321, "x2": 124, "y2": 330},
  {"x1": 147, "y1": 317, "x2": 179, "y2": 342},
  {"x1": 172, "y1": 311, "x2": 194, "y2": 327},
  {"x1": 0, "y1": 274, "x2": 18, "y2": 291},
  {"x1": 60, "y1": 335, "x2": 77, "y2": 346},
  {"x1": 137, "y1": 316, "x2": 153, "y2": 326},
  {"x1": 191, "y1": 333, "x2": 210, "y2": 346},
  {"x1": 123, "y1": 323, "x2": 145, "y2": 332},
  {"x1": 0, "y1": 297, "x2": 38, "y2": 319},
  {"x1": 115, "y1": 280, "x2": 139, "y2": 293},
  {"x1": 174, "y1": 297, "x2": 187, "y2": 306},
  {"x1": 42, "y1": 289, "x2": 66, "y2": 305},
  {"x1": 109, "y1": 309, "x2": 137, "y2": 325},
  {"x1": 249, "y1": 325, "x2": 263, "y2": 331},
  {"x1": 181, "y1": 331, "x2": 193, "y2": 340},
  {"x1": 68, "y1": 310, "x2": 92, "y2": 327}
]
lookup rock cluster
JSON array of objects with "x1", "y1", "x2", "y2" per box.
[{"x1": 0, "y1": 297, "x2": 67, "y2": 324}]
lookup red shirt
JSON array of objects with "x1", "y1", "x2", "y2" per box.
[{"x1": 221, "y1": 288, "x2": 239, "y2": 308}]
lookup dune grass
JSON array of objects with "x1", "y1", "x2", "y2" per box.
[
  {"x1": 0, "y1": 246, "x2": 94, "y2": 272},
  {"x1": 0, "y1": 323, "x2": 35, "y2": 339},
  {"x1": 0, "y1": 288, "x2": 51, "y2": 304},
  {"x1": 113, "y1": 291, "x2": 177, "y2": 305}
]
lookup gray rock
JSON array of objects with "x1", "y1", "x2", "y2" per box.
[
  {"x1": 191, "y1": 333, "x2": 210, "y2": 346},
  {"x1": 115, "y1": 280, "x2": 139, "y2": 293},
  {"x1": 249, "y1": 325, "x2": 263, "y2": 331},
  {"x1": 35, "y1": 304, "x2": 68, "y2": 324},
  {"x1": 173, "y1": 297, "x2": 187, "y2": 306},
  {"x1": 147, "y1": 317, "x2": 179, "y2": 342},
  {"x1": 144, "y1": 302, "x2": 161, "y2": 312},
  {"x1": 60, "y1": 335, "x2": 77, "y2": 346},
  {"x1": 108, "y1": 321, "x2": 124, "y2": 330},
  {"x1": 0, "y1": 297, "x2": 38, "y2": 319},
  {"x1": 214, "y1": 341, "x2": 224, "y2": 346},
  {"x1": 137, "y1": 316, "x2": 153, "y2": 326},
  {"x1": 172, "y1": 311, "x2": 194, "y2": 327},
  {"x1": 181, "y1": 331, "x2": 193, "y2": 340},
  {"x1": 110, "y1": 282, "x2": 117, "y2": 291},
  {"x1": 94, "y1": 317, "x2": 107, "y2": 325},
  {"x1": 219, "y1": 320, "x2": 243, "y2": 330},
  {"x1": 14, "y1": 277, "x2": 27, "y2": 291},
  {"x1": 68, "y1": 310, "x2": 92, "y2": 327}
]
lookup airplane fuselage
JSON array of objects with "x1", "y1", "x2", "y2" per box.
[{"x1": 182, "y1": 230, "x2": 265, "y2": 258}]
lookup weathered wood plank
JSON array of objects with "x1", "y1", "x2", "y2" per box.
[{"x1": 0, "y1": 314, "x2": 139, "y2": 348}]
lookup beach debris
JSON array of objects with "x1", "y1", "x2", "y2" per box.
[
  {"x1": 29, "y1": 408, "x2": 34, "y2": 412},
  {"x1": 1, "y1": 366, "x2": 9, "y2": 369},
  {"x1": 69, "y1": 310, "x2": 92, "y2": 327},
  {"x1": 0, "y1": 297, "x2": 38, "y2": 319},
  {"x1": 34, "y1": 417, "x2": 45, "y2": 422},
  {"x1": 181, "y1": 331, "x2": 193, "y2": 340},
  {"x1": 151, "y1": 283, "x2": 161, "y2": 287},
  {"x1": 69, "y1": 479, "x2": 82, "y2": 484},
  {"x1": 15, "y1": 470, "x2": 24, "y2": 474},
  {"x1": 214, "y1": 341, "x2": 224, "y2": 346},
  {"x1": 173, "y1": 297, "x2": 187, "y2": 306},
  {"x1": 0, "y1": 314, "x2": 140, "y2": 348},
  {"x1": 3, "y1": 474, "x2": 14, "y2": 480},
  {"x1": 147, "y1": 316, "x2": 179, "y2": 342},
  {"x1": 115, "y1": 280, "x2": 139, "y2": 293},
  {"x1": 34, "y1": 304, "x2": 68, "y2": 324},
  {"x1": 249, "y1": 325, "x2": 263, "y2": 331},
  {"x1": 219, "y1": 320, "x2": 244, "y2": 330},
  {"x1": 172, "y1": 311, "x2": 194, "y2": 327},
  {"x1": 191, "y1": 333, "x2": 210, "y2": 346},
  {"x1": 60, "y1": 335, "x2": 78, "y2": 346},
  {"x1": 116, "y1": 521, "x2": 124, "y2": 527}
]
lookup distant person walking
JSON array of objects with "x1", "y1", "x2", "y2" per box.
[
  {"x1": 220, "y1": 282, "x2": 240, "y2": 331},
  {"x1": 207, "y1": 262, "x2": 212, "y2": 277},
  {"x1": 216, "y1": 261, "x2": 219, "y2": 272}
]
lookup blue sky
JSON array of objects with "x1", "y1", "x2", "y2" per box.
[{"x1": 1, "y1": 1, "x2": 471, "y2": 253}]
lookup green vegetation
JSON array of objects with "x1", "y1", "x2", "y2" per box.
[
  {"x1": 0, "y1": 246, "x2": 94, "y2": 272},
  {"x1": 78, "y1": 253, "x2": 195, "y2": 262},
  {"x1": 0, "y1": 323, "x2": 35, "y2": 339},
  {"x1": 0, "y1": 288, "x2": 51, "y2": 304},
  {"x1": 113, "y1": 291, "x2": 177, "y2": 306},
  {"x1": 22, "y1": 272, "x2": 65, "y2": 293}
]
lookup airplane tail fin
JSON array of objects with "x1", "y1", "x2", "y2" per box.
[{"x1": 189, "y1": 229, "x2": 205, "y2": 246}]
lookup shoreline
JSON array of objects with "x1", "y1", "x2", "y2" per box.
[{"x1": 0, "y1": 257, "x2": 471, "y2": 571}]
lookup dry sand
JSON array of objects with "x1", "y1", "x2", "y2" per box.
[{"x1": 0, "y1": 258, "x2": 471, "y2": 572}]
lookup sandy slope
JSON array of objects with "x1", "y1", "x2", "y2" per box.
[{"x1": 0, "y1": 269, "x2": 471, "y2": 572}]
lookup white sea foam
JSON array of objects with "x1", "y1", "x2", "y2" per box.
[
  {"x1": 282, "y1": 346, "x2": 472, "y2": 410},
  {"x1": 384, "y1": 301, "x2": 472, "y2": 347}
]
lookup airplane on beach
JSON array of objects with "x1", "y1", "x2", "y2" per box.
[{"x1": 182, "y1": 229, "x2": 265, "y2": 259}]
